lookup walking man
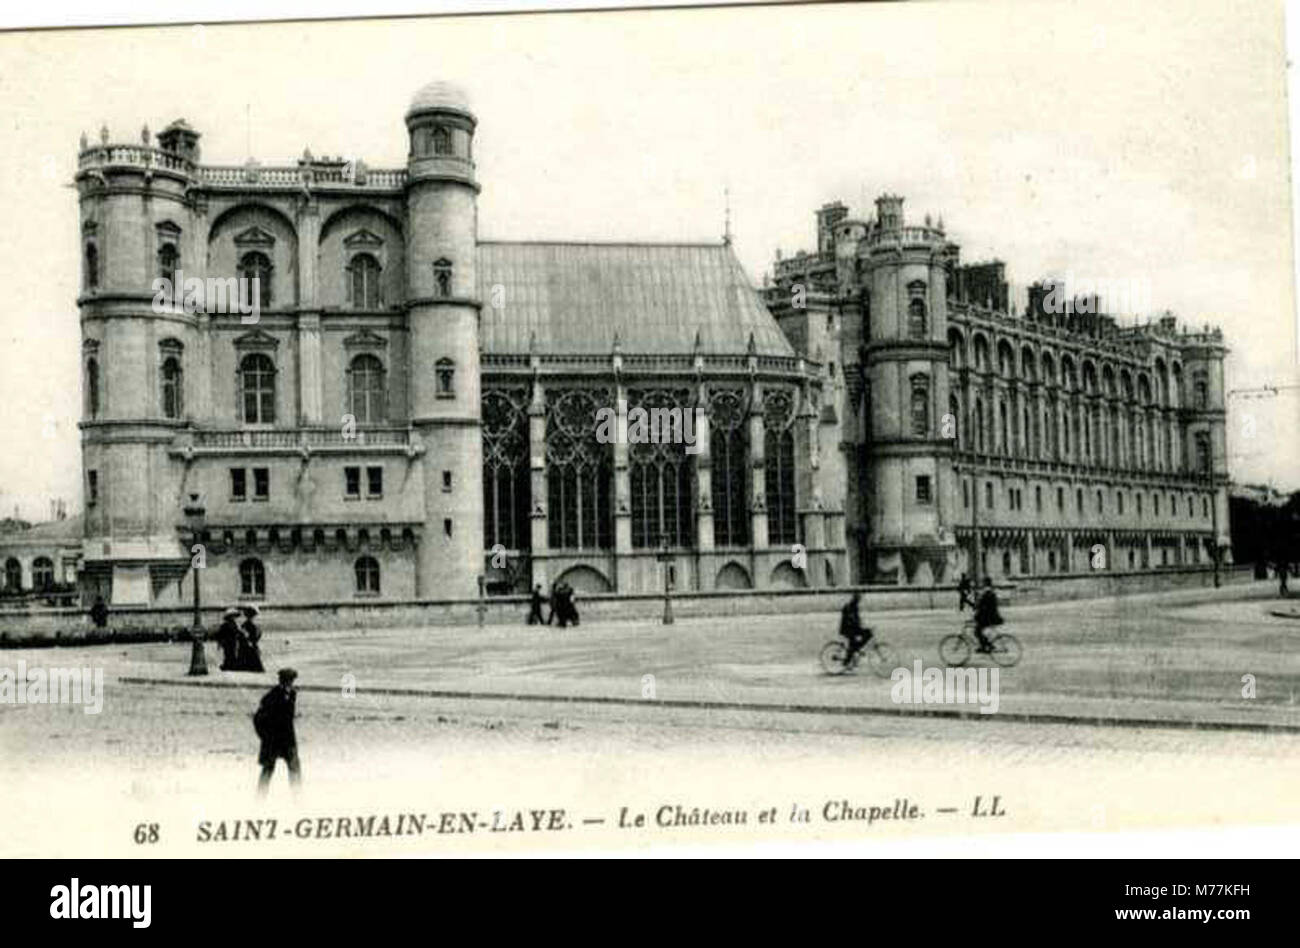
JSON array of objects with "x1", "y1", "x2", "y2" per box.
[
  {"x1": 254, "y1": 668, "x2": 301, "y2": 795},
  {"x1": 526, "y1": 584, "x2": 550, "y2": 625}
]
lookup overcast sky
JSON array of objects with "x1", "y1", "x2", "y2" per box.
[{"x1": 0, "y1": 0, "x2": 1295, "y2": 521}]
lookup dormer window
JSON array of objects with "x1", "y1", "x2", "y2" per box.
[{"x1": 433, "y1": 258, "x2": 452, "y2": 298}]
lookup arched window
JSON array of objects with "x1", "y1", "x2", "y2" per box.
[
  {"x1": 239, "y1": 558, "x2": 266, "y2": 598},
  {"x1": 238, "y1": 353, "x2": 276, "y2": 424},
  {"x1": 1195, "y1": 432, "x2": 1211, "y2": 474},
  {"x1": 948, "y1": 394, "x2": 961, "y2": 448},
  {"x1": 629, "y1": 389, "x2": 694, "y2": 549},
  {"x1": 355, "y1": 556, "x2": 380, "y2": 594},
  {"x1": 350, "y1": 253, "x2": 381, "y2": 309},
  {"x1": 974, "y1": 397, "x2": 986, "y2": 453},
  {"x1": 910, "y1": 376, "x2": 930, "y2": 437},
  {"x1": 157, "y1": 243, "x2": 179, "y2": 286},
  {"x1": 998, "y1": 401, "x2": 1009, "y2": 453},
  {"x1": 85, "y1": 243, "x2": 99, "y2": 290},
  {"x1": 907, "y1": 298, "x2": 927, "y2": 339},
  {"x1": 546, "y1": 389, "x2": 613, "y2": 550},
  {"x1": 85, "y1": 357, "x2": 100, "y2": 418},
  {"x1": 4, "y1": 558, "x2": 22, "y2": 591},
  {"x1": 238, "y1": 252, "x2": 273, "y2": 309},
  {"x1": 436, "y1": 358, "x2": 455, "y2": 398},
  {"x1": 483, "y1": 388, "x2": 532, "y2": 552},
  {"x1": 31, "y1": 557, "x2": 54, "y2": 590},
  {"x1": 161, "y1": 355, "x2": 183, "y2": 419},
  {"x1": 709, "y1": 390, "x2": 749, "y2": 546},
  {"x1": 764, "y1": 389, "x2": 798, "y2": 546},
  {"x1": 433, "y1": 258, "x2": 453, "y2": 298},
  {"x1": 347, "y1": 354, "x2": 387, "y2": 423},
  {"x1": 432, "y1": 125, "x2": 452, "y2": 156}
]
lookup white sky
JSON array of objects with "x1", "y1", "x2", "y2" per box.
[{"x1": 0, "y1": 0, "x2": 1296, "y2": 521}]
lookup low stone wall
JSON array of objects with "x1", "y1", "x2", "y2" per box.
[{"x1": 0, "y1": 564, "x2": 1257, "y2": 645}]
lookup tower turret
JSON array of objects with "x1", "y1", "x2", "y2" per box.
[
  {"x1": 75, "y1": 121, "x2": 199, "y2": 603},
  {"x1": 403, "y1": 81, "x2": 484, "y2": 598}
]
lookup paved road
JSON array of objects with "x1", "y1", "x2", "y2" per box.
[{"x1": 3, "y1": 584, "x2": 1298, "y2": 855}]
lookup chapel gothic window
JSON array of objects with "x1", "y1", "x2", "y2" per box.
[
  {"x1": 433, "y1": 258, "x2": 453, "y2": 298},
  {"x1": 763, "y1": 388, "x2": 798, "y2": 547},
  {"x1": 546, "y1": 390, "x2": 613, "y2": 550},
  {"x1": 709, "y1": 389, "x2": 749, "y2": 547},
  {"x1": 629, "y1": 389, "x2": 694, "y2": 550},
  {"x1": 482, "y1": 389, "x2": 531, "y2": 552}
]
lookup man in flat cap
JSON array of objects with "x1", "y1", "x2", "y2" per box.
[{"x1": 254, "y1": 668, "x2": 301, "y2": 794}]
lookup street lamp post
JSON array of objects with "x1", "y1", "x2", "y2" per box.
[
  {"x1": 182, "y1": 493, "x2": 207, "y2": 676},
  {"x1": 656, "y1": 536, "x2": 675, "y2": 625}
]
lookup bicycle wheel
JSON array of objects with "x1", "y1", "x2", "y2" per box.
[
  {"x1": 988, "y1": 633, "x2": 1022, "y2": 668},
  {"x1": 820, "y1": 641, "x2": 850, "y2": 675},
  {"x1": 939, "y1": 634, "x2": 971, "y2": 667},
  {"x1": 864, "y1": 641, "x2": 899, "y2": 679}
]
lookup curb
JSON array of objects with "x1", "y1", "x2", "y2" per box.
[{"x1": 118, "y1": 675, "x2": 1300, "y2": 736}]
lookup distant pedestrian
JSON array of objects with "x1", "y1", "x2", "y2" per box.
[
  {"x1": 89, "y1": 595, "x2": 108, "y2": 629},
  {"x1": 239, "y1": 605, "x2": 265, "y2": 672},
  {"x1": 526, "y1": 584, "x2": 550, "y2": 625},
  {"x1": 1278, "y1": 560, "x2": 1290, "y2": 598},
  {"x1": 254, "y1": 668, "x2": 300, "y2": 795},
  {"x1": 956, "y1": 572, "x2": 975, "y2": 612},
  {"x1": 552, "y1": 582, "x2": 576, "y2": 628},
  {"x1": 215, "y1": 608, "x2": 242, "y2": 670}
]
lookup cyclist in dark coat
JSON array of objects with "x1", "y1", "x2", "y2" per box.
[
  {"x1": 839, "y1": 592, "x2": 872, "y2": 666},
  {"x1": 972, "y1": 578, "x2": 1003, "y2": 652}
]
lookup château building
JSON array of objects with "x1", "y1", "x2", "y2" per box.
[
  {"x1": 74, "y1": 81, "x2": 839, "y2": 606},
  {"x1": 765, "y1": 198, "x2": 1232, "y2": 584},
  {"x1": 71, "y1": 81, "x2": 1230, "y2": 608}
]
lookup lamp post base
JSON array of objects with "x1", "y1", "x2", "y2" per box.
[{"x1": 187, "y1": 636, "x2": 208, "y2": 676}]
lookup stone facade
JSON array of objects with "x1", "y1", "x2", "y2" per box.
[
  {"x1": 73, "y1": 82, "x2": 839, "y2": 606},
  {"x1": 765, "y1": 197, "x2": 1232, "y2": 584}
]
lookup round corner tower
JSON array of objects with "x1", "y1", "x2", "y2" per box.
[
  {"x1": 74, "y1": 121, "x2": 200, "y2": 604},
  {"x1": 861, "y1": 194, "x2": 956, "y2": 584},
  {"x1": 404, "y1": 81, "x2": 485, "y2": 599}
]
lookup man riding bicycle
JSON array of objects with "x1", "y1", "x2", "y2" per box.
[
  {"x1": 840, "y1": 592, "x2": 873, "y2": 666},
  {"x1": 972, "y1": 577, "x2": 1003, "y2": 652}
]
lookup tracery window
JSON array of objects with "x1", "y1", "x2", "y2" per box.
[
  {"x1": 709, "y1": 389, "x2": 749, "y2": 547},
  {"x1": 482, "y1": 388, "x2": 531, "y2": 551},
  {"x1": 546, "y1": 389, "x2": 613, "y2": 550},
  {"x1": 764, "y1": 388, "x2": 798, "y2": 547},
  {"x1": 629, "y1": 388, "x2": 694, "y2": 549}
]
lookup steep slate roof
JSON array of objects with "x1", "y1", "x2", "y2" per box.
[{"x1": 476, "y1": 241, "x2": 794, "y2": 357}]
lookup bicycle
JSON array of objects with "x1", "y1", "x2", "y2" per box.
[
  {"x1": 819, "y1": 634, "x2": 898, "y2": 678},
  {"x1": 939, "y1": 620, "x2": 1022, "y2": 668}
]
